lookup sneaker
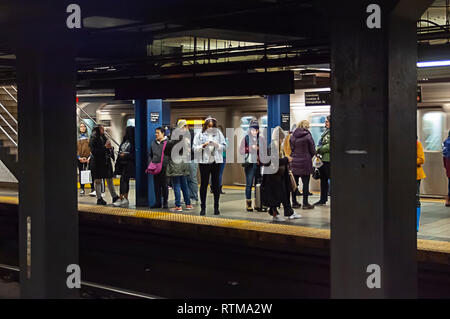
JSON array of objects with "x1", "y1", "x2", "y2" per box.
[
  {"x1": 302, "y1": 203, "x2": 315, "y2": 210},
  {"x1": 97, "y1": 198, "x2": 107, "y2": 205},
  {"x1": 112, "y1": 196, "x2": 120, "y2": 203},
  {"x1": 80, "y1": 189, "x2": 85, "y2": 195},
  {"x1": 170, "y1": 206, "x2": 182, "y2": 212},
  {"x1": 185, "y1": 205, "x2": 194, "y2": 210},
  {"x1": 289, "y1": 212, "x2": 302, "y2": 219},
  {"x1": 273, "y1": 215, "x2": 286, "y2": 222},
  {"x1": 113, "y1": 199, "x2": 123, "y2": 207},
  {"x1": 313, "y1": 201, "x2": 326, "y2": 206},
  {"x1": 89, "y1": 191, "x2": 96, "y2": 197},
  {"x1": 121, "y1": 199, "x2": 129, "y2": 207}
]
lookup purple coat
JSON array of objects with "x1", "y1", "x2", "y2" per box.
[{"x1": 290, "y1": 128, "x2": 316, "y2": 176}]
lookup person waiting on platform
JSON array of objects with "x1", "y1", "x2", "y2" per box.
[
  {"x1": 217, "y1": 125, "x2": 228, "y2": 195},
  {"x1": 89, "y1": 124, "x2": 119, "y2": 205},
  {"x1": 77, "y1": 122, "x2": 94, "y2": 195},
  {"x1": 166, "y1": 120, "x2": 193, "y2": 212},
  {"x1": 443, "y1": 131, "x2": 450, "y2": 207},
  {"x1": 315, "y1": 116, "x2": 331, "y2": 206},
  {"x1": 193, "y1": 115, "x2": 226, "y2": 216},
  {"x1": 240, "y1": 119, "x2": 265, "y2": 212},
  {"x1": 186, "y1": 123, "x2": 199, "y2": 205},
  {"x1": 290, "y1": 120, "x2": 316, "y2": 210},
  {"x1": 417, "y1": 137, "x2": 426, "y2": 232},
  {"x1": 149, "y1": 127, "x2": 169, "y2": 209},
  {"x1": 113, "y1": 126, "x2": 135, "y2": 208},
  {"x1": 261, "y1": 126, "x2": 300, "y2": 222}
]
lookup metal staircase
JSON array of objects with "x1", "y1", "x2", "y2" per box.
[{"x1": 0, "y1": 86, "x2": 18, "y2": 179}]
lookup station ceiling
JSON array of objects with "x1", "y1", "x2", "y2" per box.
[{"x1": 0, "y1": 0, "x2": 448, "y2": 87}]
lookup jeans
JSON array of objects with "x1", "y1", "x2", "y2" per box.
[
  {"x1": 319, "y1": 162, "x2": 330, "y2": 203},
  {"x1": 187, "y1": 161, "x2": 199, "y2": 201},
  {"x1": 172, "y1": 176, "x2": 191, "y2": 207},
  {"x1": 219, "y1": 158, "x2": 226, "y2": 186},
  {"x1": 244, "y1": 164, "x2": 259, "y2": 200},
  {"x1": 417, "y1": 179, "x2": 421, "y2": 208},
  {"x1": 199, "y1": 163, "x2": 221, "y2": 209}
]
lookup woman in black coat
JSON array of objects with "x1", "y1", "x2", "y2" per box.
[
  {"x1": 261, "y1": 126, "x2": 301, "y2": 222},
  {"x1": 113, "y1": 126, "x2": 135, "y2": 208},
  {"x1": 89, "y1": 125, "x2": 119, "y2": 205}
]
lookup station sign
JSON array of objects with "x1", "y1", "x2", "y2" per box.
[
  {"x1": 150, "y1": 112, "x2": 160, "y2": 123},
  {"x1": 305, "y1": 91, "x2": 331, "y2": 106},
  {"x1": 281, "y1": 113, "x2": 290, "y2": 131}
]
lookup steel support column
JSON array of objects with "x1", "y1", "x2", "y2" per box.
[
  {"x1": 14, "y1": 23, "x2": 79, "y2": 297},
  {"x1": 267, "y1": 94, "x2": 290, "y2": 143},
  {"x1": 134, "y1": 99, "x2": 170, "y2": 207},
  {"x1": 329, "y1": 0, "x2": 432, "y2": 298}
]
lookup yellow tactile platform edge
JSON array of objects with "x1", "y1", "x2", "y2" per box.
[{"x1": 1, "y1": 195, "x2": 449, "y2": 256}]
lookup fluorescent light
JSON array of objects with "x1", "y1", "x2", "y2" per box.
[{"x1": 417, "y1": 60, "x2": 450, "y2": 68}]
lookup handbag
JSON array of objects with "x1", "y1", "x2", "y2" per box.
[
  {"x1": 312, "y1": 155, "x2": 323, "y2": 168},
  {"x1": 312, "y1": 168, "x2": 321, "y2": 180},
  {"x1": 288, "y1": 169, "x2": 297, "y2": 192},
  {"x1": 145, "y1": 141, "x2": 167, "y2": 175}
]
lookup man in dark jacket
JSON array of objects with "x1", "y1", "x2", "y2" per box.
[{"x1": 149, "y1": 127, "x2": 169, "y2": 208}]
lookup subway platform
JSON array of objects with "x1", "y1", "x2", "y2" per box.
[{"x1": 0, "y1": 182, "x2": 449, "y2": 242}]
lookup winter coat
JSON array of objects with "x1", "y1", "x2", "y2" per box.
[
  {"x1": 166, "y1": 135, "x2": 190, "y2": 177},
  {"x1": 443, "y1": 137, "x2": 450, "y2": 178},
  {"x1": 261, "y1": 156, "x2": 290, "y2": 208},
  {"x1": 77, "y1": 134, "x2": 91, "y2": 159},
  {"x1": 239, "y1": 134, "x2": 266, "y2": 165},
  {"x1": 417, "y1": 140, "x2": 426, "y2": 180},
  {"x1": 149, "y1": 137, "x2": 169, "y2": 168},
  {"x1": 317, "y1": 129, "x2": 330, "y2": 162},
  {"x1": 115, "y1": 139, "x2": 135, "y2": 178},
  {"x1": 290, "y1": 128, "x2": 316, "y2": 176},
  {"x1": 89, "y1": 133, "x2": 114, "y2": 179}
]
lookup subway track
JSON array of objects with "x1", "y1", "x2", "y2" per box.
[{"x1": 0, "y1": 201, "x2": 449, "y2": 299}]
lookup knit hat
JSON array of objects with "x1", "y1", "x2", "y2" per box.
[
  {"x1": 205, "y1": 115, "x2": 217, "y2": 124},
  {"x1": 249, "y1": 119, "x2": 259, "y2": 129},
  {"x1": 177, "y1": 119, "x2": 187, "y2": 128}
]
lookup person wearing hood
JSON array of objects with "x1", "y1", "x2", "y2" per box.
[
  {"x1": 239, "y1": 119, "x2": 266, "y2": 211},
  {"x1": 113, "y1": 126, "x2": 135, "y2": 208},
  {"x1": 193, "y1": 115, "x2": 226, "y2": 215},
  {"x1": 77, "y1": 122, "x2": 94, "y2": 195},
  {"x1": 290, "y1": 120, "x2": 316, "y2": 210},
  {"x1": 443, "y1": 131, "x2": 450, "y2": 207},
  {"x1": 315, "y1": 116, "x2": 331, "y2": 206},
  {"x1": 166, "y1": 120, "x2": 193, "y2": 212},
  {"x1": 149, "y1": 127, "x2": 169, "y2": 208},
  {"x1": 89, "y1": 124, "x2": 120, "y2": 205},
  {"x1": 261, "y1": 126, "x2": 301, "y2": 222}
]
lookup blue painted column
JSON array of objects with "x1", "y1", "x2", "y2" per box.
[
  {"x1": 135, "y1": 99, "x2": 171, "y2": 207},
  {"x1": 267, "y1": 94, "x2": 290, "y2": 143}
]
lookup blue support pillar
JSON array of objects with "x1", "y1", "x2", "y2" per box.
[
  {"x1": 267, "y1": 94, "x2": 290, "y2": 143},
  {"x1": 135, "y1": 99, "x2": 170, "y2": 207}
]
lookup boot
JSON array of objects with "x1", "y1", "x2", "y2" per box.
[
  {"x1": 214, "y1": 203, "x2": 220, "y2": 215},
  {"x1": 446, "y1": 196, "x2": 450, "y2": 207},
  {"x1": 220, "y1": 186, "x2": 226, "y2": 194},
  {"x1": 246, "y1": 200, "x2": 253, "y2": 212},
  {"x1": 417, "y1": 206, "x2": 421, "y2": 232}
]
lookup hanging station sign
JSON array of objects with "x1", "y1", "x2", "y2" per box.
[{"x1": 305, "y1": 91, "x2": 331, "y2": 106}]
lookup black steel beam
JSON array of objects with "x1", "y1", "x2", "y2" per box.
[{"x1": 115, "y1": 71, "x2": 294, "y2": 99}]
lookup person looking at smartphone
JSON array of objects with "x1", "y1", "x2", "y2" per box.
[{"x1": 193, "y1": 115, "x2": 226, "y2": 216}]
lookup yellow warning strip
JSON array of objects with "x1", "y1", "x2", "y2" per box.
[{"x1": 1, "y1": 195, "x2": 449, "y2": 256}]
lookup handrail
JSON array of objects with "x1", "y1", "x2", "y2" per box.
[
  {"x1": 0, "y1": 113, "x2": 17, "y2": 136},
  {"x1": 2, "y1": 86, "x2": 17, "y2": 103},
  {"x1": 0, "y1": 101, "x2": 18, "y2": 125},
  {"x1": 76, "y1": 104, "x2": 120, "y2": 148},
  {"x1": 10, "y1": 86, "x2": 17, "y2": 92},
  {"x1": 0, "y1": 124, "x2": 17, "y2": 147}
]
